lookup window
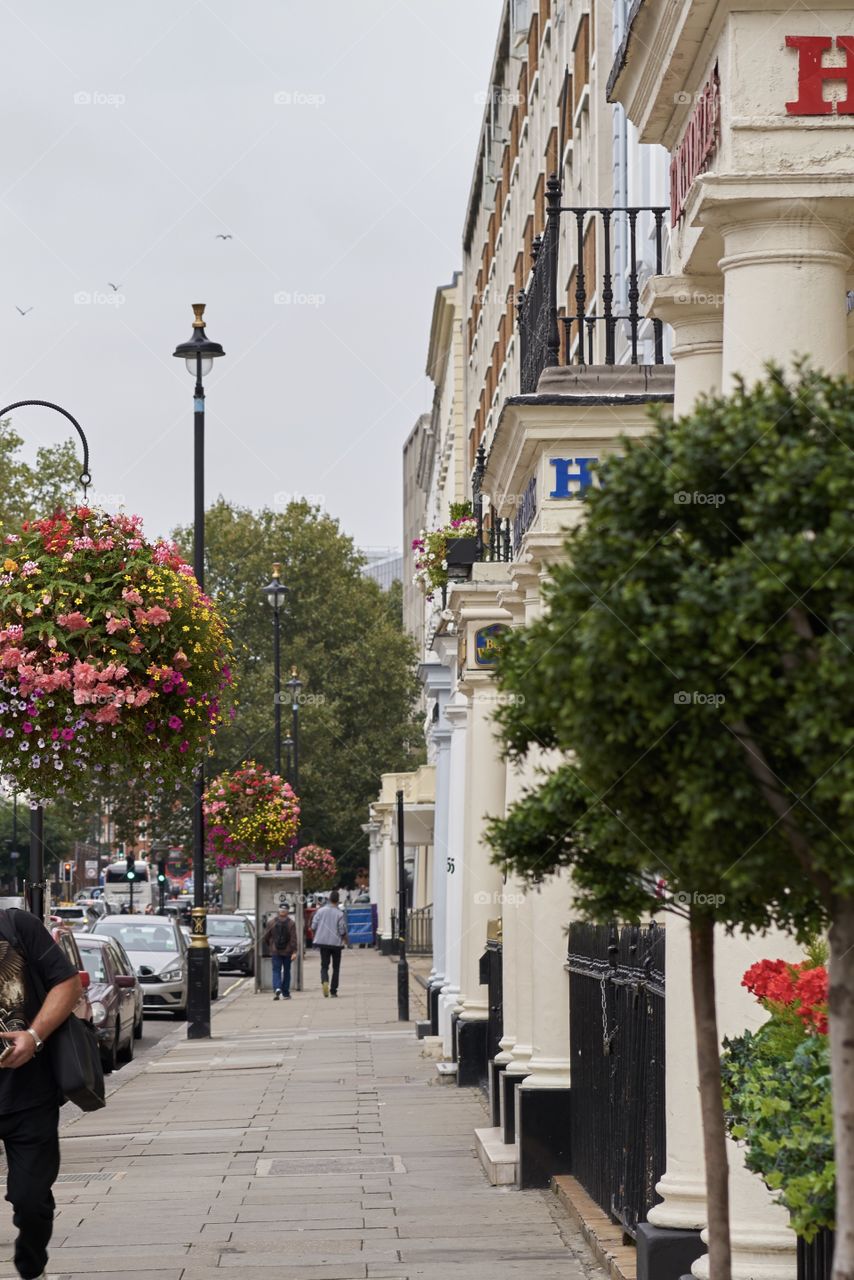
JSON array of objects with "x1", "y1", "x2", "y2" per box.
[
  {"x1": 528, "y1": 12, "x2": 540, "y2": 78},
  {"x1": 573, "y1": 14, "x2": 591, "y2": 115},
  {"x1": 534, "y1": 173, "x2": 545, "y2": 237},
  {"x1": 511, "y1": 0, "x2": 531, "y2": 36},
  {"x1": 545, "y1": 126, "x2": 558, "y2": 181}
]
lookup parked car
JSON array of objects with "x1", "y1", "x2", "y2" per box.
[
  {"x1": 92, "y1": 914, "x2": 189, "y2": 1018},
  {"x1": 52, "y1": 903, "x2": 90, "y2": 931},
  {"x1": 204, "y1": 914, "x2": 255, "y2": 976},
  {"x1": 50, "y1": 926, "x2": 94, "y2": 1024},
  {"x1": 178, "y1": 926, "x2": 221, "y2": 998},
  {"x1": 76, "y1": 934, "x2": 141, "y2": 1071}
]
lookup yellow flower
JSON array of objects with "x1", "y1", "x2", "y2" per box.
[{"x1": 3, "y1": 559, "x2": 17, "y2": 572}]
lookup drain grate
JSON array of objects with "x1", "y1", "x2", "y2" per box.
[
  {"x1": 56, "y1": 1171, "x2": 124, "y2": 1183},
  {"x1": 257, "y1": 1154, "x2": 404, "y2": 1177}
]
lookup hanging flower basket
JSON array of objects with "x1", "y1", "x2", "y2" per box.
[
  {"x1": 412, "y1": 502, "x2": 478, "y2": 599},
  {"x1": 0, "y1": 507, "x2": 235, "y2": 804},
  {"x1": 203, "y1": 760, "x2": 300, "y2": 871},
  {"x1": 294, "y1": 843, "x2": 337, "y2": 893}
]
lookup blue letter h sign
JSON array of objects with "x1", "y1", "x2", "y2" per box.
[{"x1": 549, "y1": 457, "x2": 599, "y2": 499}]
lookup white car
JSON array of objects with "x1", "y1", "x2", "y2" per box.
[{"x1": 93, "y1": 915, "x2": 189, "y2": 1018}]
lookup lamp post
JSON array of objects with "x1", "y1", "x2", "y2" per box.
[
  {"x1": 172, "y1": 303, "x2": 225, "y2": 1040},
  {"x1": 0, "y1": 401, "x2": 92, "y2": 923},
  {"x1": 286, "y1": 667, "x2": 302, "y2": 794},
  {"x1": 261, "y1": 564, "x2": 289, "y2": 778}
]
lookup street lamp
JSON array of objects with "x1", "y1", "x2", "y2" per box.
[
  {"x1": 172, "y1": 303, "x2": 225, "y2": 1040},
  {"x1": 285, "y1": 667, "x2": 302, "y2": 794},
  {"x1": 0, "y1": 401, "x2": 92, "y2": 922},
  {"x1": 260, "y1": 564, "x2": 289, "y2": 778}
]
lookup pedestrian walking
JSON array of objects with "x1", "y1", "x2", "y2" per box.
[
  {"x1": 263, "y1": 905, "x2": 297, "y2": 1000},
  {"x1": 0, "y1": 908, "x2": 84, "y2": 1280},
  {"x1": 311, "y1": 890, "x2": 349, "y2": 998}
]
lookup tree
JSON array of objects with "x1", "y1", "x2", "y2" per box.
[
  {"x1": 172, "y1": 499, "x2": 422, "y2": 880},
  {"x1": 487, "y1": 368, "x2": 854, "y2": 1278},
  {"x1": 0, "y1": 418, "x2": 83, "y2": 527}
]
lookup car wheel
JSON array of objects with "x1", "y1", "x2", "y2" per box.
[
  {"x1": 172, "y1": 1006, "x2": 187, "y2": 1020},
  {"x1": 133, "y1": 1011, "x2": 144, "y2": 1041},
  {"x1": 118, "y1": 1025, "x2": 134, "y2": 1064},
  {"x1": 212, "y1": 979, "x2": 219, "y2": 1001},
  {"x1": 102, "y1": 1027, "x2": 119, "y2": 1074}
]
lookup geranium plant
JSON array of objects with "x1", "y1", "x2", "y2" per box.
[
  {"x1": 203, "y1": 760, "x2": 300, "y2": 870},
  {"x1": 294, "y1": 843, "x2": 337, "y2": 893},
  {"x1": 412, "y1": 501, "x2": 477, "y2": 598},
  {"x1": 721, "y1": 949, "x2": 834, "y2": 1241},
  {"x1": 0, "y1": 507, "x2": 234, "y2": 804}
]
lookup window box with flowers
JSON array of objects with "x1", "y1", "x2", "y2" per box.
[{"x1": 412, "y1": 503, "x2": 478, "y2": 599}]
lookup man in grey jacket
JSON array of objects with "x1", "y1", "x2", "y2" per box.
[{"x1": 310, "y1": 891, "x2": 349, "y2": 998}]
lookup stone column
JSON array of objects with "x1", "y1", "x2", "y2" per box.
[
  {"x1": 643, "y1": 275, "x2": 724, "y2": 417},
  {"x1": 713, "y1": 200, "x2": 850, "y2": 385},
  {"x1": 455, "y1": 677, "x2": 506, "y2": 1084},
  {"x1": 421, "y1": 661, "x2": 453, "y2": 1012},
  {"x1": 438, "y1": 697, "x2": 468, "y2": 1054},
  {"x1": 516, "y1": 869, "x2": 573, "y2": 1187},
  {"x1": 379, "y1": 815, "x2": 396, "y2": 951}
]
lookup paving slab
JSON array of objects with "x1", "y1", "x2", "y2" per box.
[{"x1": 0, "y1": 951, "x2": 606, "y2": 1278}]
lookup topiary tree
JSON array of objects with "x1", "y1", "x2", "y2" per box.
[{"x1": 488, "y1": 367, "x2": 854, "y2": 1278}]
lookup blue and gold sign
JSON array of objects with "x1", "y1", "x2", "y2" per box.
[{"x1": 475, "y1": 623, "x2": 508, "y2": 667}]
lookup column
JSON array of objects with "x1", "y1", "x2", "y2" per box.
[
  {"x1": 714, "y1": 200, "x2": 850, "y2": 385},
  {"x1": 379, "y1": 816, "x2": 396, "y2": 953},
  {"x1": 643, "y1": 275, "x2": 724, "y2": 417},
  {"x1": 429, "y1": 721, "x2": 452, "y2": 1002},
  {"x1": 455, "y1": 678, "x2": 506, "y2": 1089},
  {"x1": 438, "y1": 697, "x2": 468, "y2": 1053},
  {"x1": 516, "y1": 869, "x2": 573, "y2": 1187}
]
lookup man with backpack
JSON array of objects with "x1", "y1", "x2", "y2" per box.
[
  {"x1": 310, "y1": 891, "x2": 349, "y2": 998},
  {"x1": 0, "y1": 908, "x2": 83, "y2": 1280},
  {"x1": 263, "y1": 904, "x2": 297, "y2": 999}
]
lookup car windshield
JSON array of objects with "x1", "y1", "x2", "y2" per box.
[
  {"x1": 207, "y1": 919, "x2": 248, "y2": 939},
  {"x1": 96, "y1": 921, "x2": 176, "y2": 953},
  {"x1": 77, "y1": 945, "x2": 108, "y2": 983},
  {"x1": 55, "y1": 907, "x2": 84, "y2": 919}
]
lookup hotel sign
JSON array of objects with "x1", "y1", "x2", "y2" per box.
[
  {"x1": 670, "y1": 65, "x2": 720, "y2": 225},
  {"x1": 786, "y1": 36, "x2": 854, "y2": 115}
]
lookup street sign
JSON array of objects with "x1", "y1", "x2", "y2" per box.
[{"x1": 85, "y1": 860, "x2": 98, "y2": 879}]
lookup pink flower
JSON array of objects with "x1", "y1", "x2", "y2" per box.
[
  {"x1": 121, "y1": 587, "x2": 143, "y2": 606},
  {"x1": 60, "y1": 727, "x2": 75, "y2": 742},
  {"x1": 168, "y1": 715, "x2": 183, "y2": 731},
  {"x1": 179, "y1": 740, "x2": 189, "y2": 753},
  {"x1": 57, "y1": 612, "x2": 89, "y2": 632},
  {"x1": 22, "y1": 722, "x2": 33, "y2": 734},
  {"x1": 105, "y1": 616, "x2": 130, "y2": 634},
  {"x1": 134, "y1": 605, "x2": 171, "y2": 627},
  {"x1": 94, "y1": 704, "x2": 120, "y2": 724}
]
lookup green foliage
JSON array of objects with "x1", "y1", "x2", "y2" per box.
[
  {"x1": 0, "y1": 419, "x2": 83, "y2": 528},
  {"x1": 722, "y1": 1026, "x2": 834, "y2": 1239},
  {"x1": 487, "y1": 366, "x2": 854, "y2": 940}
]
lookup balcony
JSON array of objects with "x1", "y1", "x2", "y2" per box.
[{"x1": 517, "y1": 176, "x2": 670, "y2": 394}]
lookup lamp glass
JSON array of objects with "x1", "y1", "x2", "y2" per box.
[
  {"x1": 266, "y1": 587, "x2": 281, "y2": 610},
  {"x1": 185, "y1": 356, "x2": 213, "y2": 377}
]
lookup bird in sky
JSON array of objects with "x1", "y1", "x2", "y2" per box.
[
  {"x1": 107, "y1": 282, "x2": 122, "y2": 291},
  {"x1": 215, "y1": 233, "x2": 233, "y2": 240},
  {"x1": 15, "y1": 306, "x2": 32, "y2": 316}
]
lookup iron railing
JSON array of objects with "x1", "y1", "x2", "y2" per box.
[
  {"x1": 567, "y1": 921, "x2": 666, "y2": 1237},
  {"x1": 391, "y1": 904, "x2": 433, "y2": 955},
  {"x1": 518, "y1": 175, "x2": 669, "y2": 392},
  {"x1": 798, "y1": 1230, "x2": 834, "y2": 1280},
  {"x1": 474, "y1": 444, "x2": 513, "y2": 564}
]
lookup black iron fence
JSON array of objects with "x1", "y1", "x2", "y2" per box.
[
  {"x1": 480, "y1": 939, "x2": 504, "y2": 1063},
  {"x1": 518, "y1": 175, "x2": 669, "y2": 393},
  {"x1": 391, "y1": 904, "x2": 433, "y2": 955},
  {"x1": 798, "y1": 1230, "x2": 834, "y2": 1280},
  {"x1": 567, "y1": 921, "x2": 666, "y2": 1236}
]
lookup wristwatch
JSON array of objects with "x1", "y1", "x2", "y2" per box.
[{"x1": 25, "y1": 1028, "x2": 44, "y2": 1054}]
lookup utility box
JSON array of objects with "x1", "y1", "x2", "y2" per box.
[{"x1": 254, "y1": 871, "x2": 304, "y2": 993}]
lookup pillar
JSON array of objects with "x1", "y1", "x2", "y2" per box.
[
  {"x1": 438, "y1": 697, "x2": 468, "y2": 1054},
  {"x1": 714, "y1": 200, "x2": 850, "y2": 385},
  {"x1": 429, "y1": 721, "x2": 452, "y2": 1021},
  {"x1": 643, "y1": 274, "x2": 724, "y2": 417}
]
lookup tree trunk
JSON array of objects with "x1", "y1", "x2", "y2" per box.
[
  {"x1": 830, "y1": 895, "x2": 854, "y2": 1280},
  {"x1": 689, "y1": 908, "x2": 732, "y2": 1280}
]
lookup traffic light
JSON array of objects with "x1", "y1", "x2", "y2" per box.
[
  {"x1": 125, "y1": 854, "x2": 136, "y2": 882},
  {"x1": 157, "y1": 860, "x2": 167, "y2": 885},
  {"x1": 63, "y1": 862, "x2": 72, "y2": 882}
]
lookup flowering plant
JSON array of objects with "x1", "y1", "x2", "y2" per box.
[
  {"x1": 721, "y1": 947, "x2": 834, "y2": 1240},
  {"x1": 0, "y1": 507, "x2": 234, "y2": 804},
  {"x1": 294, "y1": 843, "x2": 337, "y2": 892},
  {"x1": 412, "y1": 502, "x2": 477, "y2": 598},
  {"x1": 203, "y1": 760, "x2": 300, "y2": 870}
]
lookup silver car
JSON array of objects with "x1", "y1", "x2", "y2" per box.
[{"x1": 93, "y1": 915, "x2": 188, "y2": 1018}]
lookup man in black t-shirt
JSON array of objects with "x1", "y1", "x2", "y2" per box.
[{"x1": 0, "y1": 910, "x2": 82, "y2": 1280}]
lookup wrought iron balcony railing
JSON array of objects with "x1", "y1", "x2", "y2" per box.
[{"x1": 518, "y1": 175, "x2": 669, "y2": 394}]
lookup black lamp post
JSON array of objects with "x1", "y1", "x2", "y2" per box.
[
  {"x1": 285, "y1": 667, "x2": 302, "y2": 794},
  {"x1": 261, "y1": 564, "x2": 289, "y2": 778},
  {"x1": 172, "y1": 303, "x2": 225, "y2": 1040},
  {"x1": 0, "y1": 401, "x2": 91, "y2": 923}
]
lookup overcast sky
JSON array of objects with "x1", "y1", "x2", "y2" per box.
[{"x1": 0, "y1": 0, "x2": 501, "y2": 553}]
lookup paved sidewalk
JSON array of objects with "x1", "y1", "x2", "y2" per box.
[{"x1": 1, "y1": 949, "x2": 605, "y2": 1279}]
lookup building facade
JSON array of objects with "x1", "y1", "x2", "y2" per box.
[{"x1": 369, "y1": 1, "x2": 827, "y2": 1276}]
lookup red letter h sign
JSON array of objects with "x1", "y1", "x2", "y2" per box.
[{"x1": 786, "y1": 36, "x2": 854, "y2": 115}]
